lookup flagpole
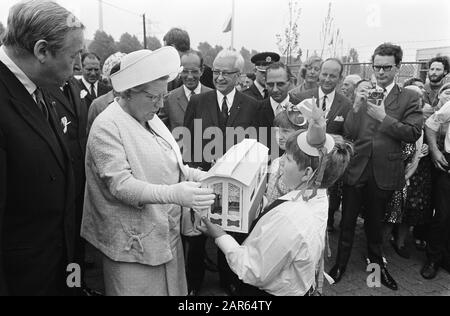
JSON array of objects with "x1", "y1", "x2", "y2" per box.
[{"x1": 231, "y1": 0, "x2": 235, "y2": 49}]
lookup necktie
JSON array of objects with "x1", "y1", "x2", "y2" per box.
[
  {"x1": 34, "y1": 88, "x2": 49, "y2": 121},
  {"x1": 322, "y1": 95, "x2": 328, "y2": 112},
  {"x1": 189, "y1": 90, "x2": 196, "y2": 101},
  {"x1": 90, "y1": 84, "x2": 96, "y2": 99},
  {"x1": 222, "y1": 96, "x2": 229, "y2": 121},
  {"x1": 263, "y1": 89, "x2": 269, "y2": 99}
]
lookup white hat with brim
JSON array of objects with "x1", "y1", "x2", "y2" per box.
[
  {"x1": 296, "y1": 130, "x2": 335, "y2": 157},
  {"x1": 111, "y1": 47, "x2": 181, "y2": 92}
]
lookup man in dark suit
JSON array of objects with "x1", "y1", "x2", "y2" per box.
[
  {"x1": 243, "y1": 52, "x2": 280, "y2": 101},
  {"x1": 184, "y1": 49, "x2": 260, "y2": 295},
  {"x1": 46, "y1": 75, "x2": 90, "y2": 293},
  {"x1": 328, "y1": 43, "x2": 423, "y2": 291},
  {"x1": 290, "y1": 58, "x2": 352, "y2": 231},
  {"x1": 258, "y1": 62, "x2": 301, "y2": 161},
  {"x1": 0, "y1": 1, "x2": 85, "y2": 295},
  {"x1": 78, "y1": 53, "x2": 110, "y2": 109}
]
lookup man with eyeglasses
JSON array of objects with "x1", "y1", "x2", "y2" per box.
[
  {"x1": 184, "y1": 49, "x2": 260, "y2": 296},
  {"x1": 160, "y1": 50, "x2": 212, "y2": 134},
  {"x1": 329, "y1": 43, "x2": 423, "y2": 291},
  {"x1": 243, "y1": 52, "x2": 280, "y2": 101}
]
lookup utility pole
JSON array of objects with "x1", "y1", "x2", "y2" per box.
[
  {"x1": 143, "y1": 14, "x2": 147, "y2": 49},
  {"x1": 98, "y1": 0, "x2": 104, "y2": 31},
  {"x1": 231, "y1": 0, "x2": 235, "y2": 49}
]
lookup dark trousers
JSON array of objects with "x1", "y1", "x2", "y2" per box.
[
  {"x1": 182, "y1": 235, "x2": 207, "y2": 293},
  {"x1": 328, "y1": 179, "x2": 343, "y2": 227},
  {"x1": 336, "y1": 166, "x2": 394, "y2": 267},
  {"x1": 218, "y1": 232, "x2": 247, "y2": 293},
  {"x1": 426, "y1": 167, "x2": 450, "y2": 264}
]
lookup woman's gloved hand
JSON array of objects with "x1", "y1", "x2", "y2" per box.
[{"x1": 169, "y1": 182, "x2": 215, "y2": 209}]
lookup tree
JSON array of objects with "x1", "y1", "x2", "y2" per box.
[
  {"x1": 88, "y1": 30, "x2": 117, "y2": 64},
  {"x1": 118, "y1": 33, "x2": 143, "y2": 54},
  {"x1": 145, "y1": 36, "x2": 162, "y2": 51},
  {"x1": 276, "y1": 0, "x2": 302, "y2": 65},
  {"x1": 240, "y1": 47, "x2": 257, "y2": 73},
  {"x1": 319, "y1": 2, "x2": 344, "y2": 59},
  {"x1": 0, "y1": 22, "x2": 5, "y2": 45}
]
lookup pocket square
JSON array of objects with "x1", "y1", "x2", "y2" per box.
[{"x1": 334, "y1": 116, "x2": 344, "y2": 122}]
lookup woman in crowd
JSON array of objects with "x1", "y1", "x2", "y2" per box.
[
  {"x1": 81, "y1": 47, "x2": 215, "y2": 296},
  {"x1": 199, "y1": 104, "x2": 353, "y2": 296},
  {"x1": 293, "y1": 56, "x2": 323, "y2": 94}
]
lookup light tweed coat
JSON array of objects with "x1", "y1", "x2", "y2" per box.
[{"x1": 81, "y1": 100, "x2": 203, "y2": 266}]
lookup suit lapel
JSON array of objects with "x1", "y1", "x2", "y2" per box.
[
  {"x1": 326, "y1": 93, "x2": 342, "y2": 123},
  {"x1": 227, "y1": 93, "x2": 242, "y2": 126},
  {"x1": 384, "y1": 85, "x2": 400, "y2": 108},
  {"x1": 50, "y1": 86, "x2": 76, "y2": 117},
  {"x1": 208, "y1": 92, "x2": 220, "y2": 126},
  {"x1": 176, "y1": 87, "x2": 189, "y2": 112}
]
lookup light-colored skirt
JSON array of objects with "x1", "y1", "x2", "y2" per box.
[{"x1": 102, "y1": 237, "x2": 187, "y2": 296}]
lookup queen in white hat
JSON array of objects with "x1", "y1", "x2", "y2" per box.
[
  {"x1": 81, "y1": 47, "x2": 215, "y2": 296},
  {"x1": 199, "y1": 103, "x2": 354, "y2": 296}
]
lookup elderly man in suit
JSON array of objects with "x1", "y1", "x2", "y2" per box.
[
  {"x1": 0, "y1": 0, "x2": 84, "y2": 296},
  {"x1": 243, "y1": 52, "x2": 280, "y2": 101},
  {"x1": 78, "y1": 52, "x2": 110, "y2": 109},
  {"x1": 160, "y1": 50, "x2": 212, "y2": 135},
  {"x1": 328, "y1": 43, "x2": 423, "y2": 291},
  {"x1": 184, "y1": 49, "x2": 260, "y2": 295},
  {"x1": 290, "y1": 58, "x2": 352, "y2": 232}
]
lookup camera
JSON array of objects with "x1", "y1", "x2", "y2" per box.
[{"x1": 368, "y1": 87, "x2": 385, "y2": 106}]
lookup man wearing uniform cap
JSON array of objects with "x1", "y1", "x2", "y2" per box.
[{"x1": 243, "y1": 52, "x2": 280, "y2": 101}]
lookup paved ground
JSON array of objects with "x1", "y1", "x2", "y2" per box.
[{"x1": 85, "y1": 212, "x2": 450, "y2": 296}]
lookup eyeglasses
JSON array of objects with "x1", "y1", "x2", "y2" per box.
[
  {"x1": 181, "y1": 69, "x2": 202, "y2": 76},
  {"x1": 212, "y1": 70, "x2": 239, "y2": 77},
  {"x1": 373, "y1": 65, "x2": 396, "y2": 72},
  {"x1": 141, "y1": 91, "x2": 169, "y2": 103}
]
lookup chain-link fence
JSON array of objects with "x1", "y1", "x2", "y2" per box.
[{"x1": 288, "y1": 62, "x2": 429, "y2": 86}]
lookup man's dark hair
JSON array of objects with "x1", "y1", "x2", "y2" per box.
[
  {"x1": 81, "y1": 52, "x2": 101, "y2": 65},
  {"x1": 322, "y1": 58, "x2": 344, "y2": 77},
  {"x1": 181, "y1": 50, "x2": 204, "y2": 68},
  {"x1": 403, "y1": 77, "x2": 424, "y2": 87},
  {"x1": 428, "y1": 56, "x2": 450, "y2": 73},
  {"x1": 371, "y1": 43, "x2": 403, "y2": 66},
  {"x1": 266, "y1": 62, "x2": 293, "y2": 81},
  {"x1": 163, "y1": 28, "x2": 190, "y2": 52}
]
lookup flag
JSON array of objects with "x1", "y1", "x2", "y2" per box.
[{"x1": 223, "y1": 14, "x2": 232, "y2": 33}]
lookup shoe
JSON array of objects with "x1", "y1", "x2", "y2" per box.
[
  {"x1": 390, "y1": 239, "x2": 410, "y2": 259},
  {"x1": 328, "y1": 265, "x2": 346, "y2": 284},
  {"x1": 380, "y1": 267, "x2": 398, "y2": 291},
  {"x1": 421, "y1": 261, "x2": 439, "y2": 280}
]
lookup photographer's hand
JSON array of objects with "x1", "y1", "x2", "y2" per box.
[{"x1": 367, "y1": 101, "x2": 387, "y2": 122}]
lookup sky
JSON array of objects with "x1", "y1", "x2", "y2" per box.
[{"x1": 1, "y1": 0, "x2": 450, "y2": 62}]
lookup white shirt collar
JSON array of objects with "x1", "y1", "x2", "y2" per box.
[
  {"x1": 319, "y1": 87, "x2": 336, "y2": 113},
  {"x1": 270, "y1": 95, "x2": 290, "y2": 116},
  {"x1": 216, "y1": 88, "x2": 237, "y2": 112},
  {"x1": 377, "y1": 81, "x2": 395, "y2": 97},
  {"x1": 0, "y1": 46, "x2": 37, "y2": 96},
  {"x1": 254, "y1": 80, "x2": 266, "y2": 97},
  {"x1": 81, "y1": 77, "x2": 98, "y2": 94},
  {"x1": 183, "y1": 84, "x2": 202, "y2": 101}
]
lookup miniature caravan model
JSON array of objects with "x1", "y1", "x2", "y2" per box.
[{"x1": 201, "y1": 139, "x2": 269, "y2": 234}]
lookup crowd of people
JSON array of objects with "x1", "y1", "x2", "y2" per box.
[{"x1": 1, "y1": 0, "x2": 450, "y2": 296}]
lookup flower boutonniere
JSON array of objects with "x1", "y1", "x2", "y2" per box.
[
  {"x1": 80, "y1": 90, "x2": 88, "y2": 99},
  {"x1": 61, "y1": 116, "x2": 71, "y2": 134}
]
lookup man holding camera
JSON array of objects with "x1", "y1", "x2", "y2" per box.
[{"x1": 328, "y1": 43, "x2": 423, "y2": 291}]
